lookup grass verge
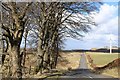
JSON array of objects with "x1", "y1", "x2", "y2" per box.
[{"x1": 86, "y1": 52, "x2": 119, "y2": 78}]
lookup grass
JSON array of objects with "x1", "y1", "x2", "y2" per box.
[
  {"x1": 86, "y1": 52, "x2": 119, "y2": 78},
  {"x1": 34, "y1": 52, "x2": 82, "y2": 78},
  {"x1": 86, "y1": 52, "x2": 119, "y2": 67},
  {"x1": 102, "y1": 67, "x2": 120, "y2": 78},
  {"x1": 23, "y1": 52, "x2": 82, "y2": 78}
]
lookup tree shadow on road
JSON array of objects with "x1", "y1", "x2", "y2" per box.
[{"x1": 62, "y1": 69, "x2": 94, "y2": 76}]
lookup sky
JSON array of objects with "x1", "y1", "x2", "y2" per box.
[{"x1": 64, "y1": 2, "x2": 118, "y2": 50}]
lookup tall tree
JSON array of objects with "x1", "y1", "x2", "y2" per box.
[
  {"x1": 35, "y1": 2, "x2": 101, "y2": 73},
  {"x1": 1, "y1": 1, "x2": 102, "y2": 77},
  {"x1": 1, "y1": 2, "x2": 32, "y2": 78}
]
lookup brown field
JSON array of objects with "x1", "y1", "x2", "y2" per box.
[
  {"x1": 24, "y1": 52, "x2": 82, "y2": 71},
  {"x1": 56, "y1": 52, "x2": 81, "y2": 70},
  {"x1": 2, "y1": 51, "x2": 81, "y2": 78}
]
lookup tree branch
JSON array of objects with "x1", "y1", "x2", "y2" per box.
[
  {"x1": 2, "y1": 24, "x2": 11, "y2": 36},
  {"x1": 19, "y1": 2, "x2": 32, "y2": 20}
]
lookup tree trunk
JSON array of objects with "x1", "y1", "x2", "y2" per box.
[
  {"x1": 54, "y1": 42, "x2": 59, "y2": 68},
  {"x1": 2, "y1": 38, "x2": 9, "y2": 66},
  {"x1": 10, "y1": 45, "x2": 22, "y2": 79},
  {"x1": 2, "y1": 40, "x2": 5, "y2": 66},
  {"x1": 43, "y1": 46, "x2": 50, "y2": 70},
  {"x1": 23, "y1": 30, "x2": 28, "y2": 69},
  {"x1": 35, "y1": 54, "x2": 44, "y2": 74},
  {"x1": 35, "y1": 33, "x2": 44, "y2": 74}
]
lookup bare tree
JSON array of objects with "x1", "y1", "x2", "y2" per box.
[
  {"x1": 1, "y1": 1, "x2": 102, "y2": 77},
  {"x1": 34, "y1": 2, "x2": 101, "y2": 74},
  {"x1": 1, "y1": 2, "x2": 32, "y2": 78}
]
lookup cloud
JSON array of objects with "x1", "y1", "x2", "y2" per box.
[
  {"x1": 82, "y1": 4, "x2": 118, "y2": 48},
  {"x1": 92, "y1": 4, "x2": 118, "y2": 25},
  {"x1": 95, "y1": 17, "x2": 118, "y2": 34},
  {"x1": 65, "y1": 3, "x2": 118, "y2": 50}
]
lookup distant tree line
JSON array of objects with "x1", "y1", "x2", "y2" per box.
[{"x1": 62, "y1": 49, "x2": 119, "y2": 53}]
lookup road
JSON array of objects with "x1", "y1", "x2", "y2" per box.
[
  {"x1": 59, "y1": 53, "x2": 119, "y2": 79},
  {"x1": 78, "y1": 53, "x2": 88, "y2": 69}
]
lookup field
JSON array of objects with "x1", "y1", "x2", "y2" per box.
[
  {"x1": 2, "y1": 51, "x2": 119, "y2": 78},
  {"x1": 86, "y1": 52, "x2": 119, "y2": 78},
  {"x1": 102, "y1": 67, "x2": 119, "y2": 78},
  {"x1": 1, "y1": 52, "x2": 81, "y2": 78},
  {"x1": 86, "y1": 52, "x2": 119, "y2": 67},
  {"x1": 57, "y1": 52, "x2": 81, "y2": 70}
]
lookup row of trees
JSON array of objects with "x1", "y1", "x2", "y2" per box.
[{"x1": 1, "y1": 1, "x2": 101, "y2": 79}]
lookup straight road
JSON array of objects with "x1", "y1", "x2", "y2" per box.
[
  {"x1": 60, "y1": 53, "x2": 118, "y2": 79},
  {"x1": 78, "y1": 53, "x2": 88, "y2": 69}
]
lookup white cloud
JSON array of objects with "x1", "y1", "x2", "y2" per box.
[
  {"x1": 92, "y1": 4, "x2": 118, "y2": 25},
  {"x1": 95, "y1": 16, "x2": 118, "y2": 35},
  {"x1": 82, "y1": 4, "x2": 118, "y2": 48},
  {"x1": 65, "y1": 3, "x2": 118, "y2": 50}
]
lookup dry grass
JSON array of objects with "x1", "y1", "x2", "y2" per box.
[
  {"x1": 25, "y1": 53, "x2": 37, "y2": 68},
  {"x1": 56, "y1": 52, "x2": 81, "y2": 70},
  {"x1": 25, "y1": 52, "x2": 82, "y2": 71},
  {"x1": 102, "y1": 67, "x2": 120, "y2": 78},
  {"x1": 2, "y1": 52, "x2": 81, "y2": 78}
]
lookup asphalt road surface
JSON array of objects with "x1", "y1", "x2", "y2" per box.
[
  {"x1": 59, "y1": 53, "x2": 119, "y2": 79},
  {"x1": 78, "y1": 53, "x2": 88, "y2": 69}
]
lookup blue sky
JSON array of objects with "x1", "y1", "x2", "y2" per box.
[{"x1": 64, "y1": 2, "x2": 118, "y2": 50}]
